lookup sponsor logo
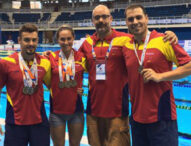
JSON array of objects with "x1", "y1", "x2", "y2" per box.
[
  {"x1": 146, "y1": 52, "x2": 154, "y2": 56},
  {"x1": 111, "y1": 47, "x2": 119, "y2": 50}
]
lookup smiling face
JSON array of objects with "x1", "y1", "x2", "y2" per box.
[
  {"x1": 92, "y1": 5, "x2": 113, "y2": 39},
  {"x1": 58, "y1": 29, "x2": 74, "y2": 55},
  {"x1": 18, "y1": 31, "x2": 38, "y2": 61},
  {"x1": 125, "y1": 7, "x2": 148, "y2": 39}
]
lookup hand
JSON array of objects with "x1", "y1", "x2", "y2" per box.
[
  {"x1": 77, "y1": 88, "x2": 84, "y2": 96},
  {"x1": 42, "y1": 50, "x2": 52, "y2": 58},
  {"x1": 0, "y1": 125, "x2": 4, "y2": 141},
  {"x1": 141, "y1": 68, "x2": 162, "y2": 83},
  {"x1": 163, "y1": 31, "x2": 178, "y2": 44}
]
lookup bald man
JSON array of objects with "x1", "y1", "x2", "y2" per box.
[{"x1": 79, "y1": 4, "x2": 130, "y2": 146}]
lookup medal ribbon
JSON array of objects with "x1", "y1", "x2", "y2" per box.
[
  {"x1": 92, "y1": 39, "x2": 113, "y2": 60},
  {"x1": 19, "y1": 53, "x2": 38, "y2": 87},
  {"x1": 133, "y1": 31, "x2": 151, "y2": 67},
  {"x1": 59, "y1": 50, "x2": 75, "y2": 82}
]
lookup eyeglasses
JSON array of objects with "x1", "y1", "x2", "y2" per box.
[
  {"x1": 126, "y1": 15, "x2": 143, "y2": 22},
  {"x1": 93, "y1": 15, "x2": 110, "y2": 20}
]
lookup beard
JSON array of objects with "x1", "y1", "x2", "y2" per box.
[
  {"x1": 24, "y1": 46, "x2": 36, "y2": 55},
  {"x1": 95, "y1": 22, "x2": 110, "y2": 37},
  {"x1": 128, "y1": 23, "x2": 146, "y2": 36}
]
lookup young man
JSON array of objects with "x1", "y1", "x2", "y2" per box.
[
  {"x1": 79, "y1": 4, "x2": 178, "y2": 146},
  {"x1": 0, "y1": 23, "x2": 51, "y2": 146},
  {"x1": 123, "y1": 4, "x2": 191, "y2": 146}
]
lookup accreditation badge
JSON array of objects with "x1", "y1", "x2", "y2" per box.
[{"x1": 96, "y1": 60, "x2": 106, "y2": 80}]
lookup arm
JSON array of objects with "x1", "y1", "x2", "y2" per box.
[
  {"x1": 141, "y1": 39, "x2": 191, "y2": 83},
  {"x1": 43, "y1": 60, "x2": 51, "y2": 89},
  {"x1": 0, "y1": 61, "x2": 7, "y2": 139},
  {"x1": 0, "y1": 125, "x2": 4, "y2": 137},
  {"x1": 0, "y1": 89, "x2": 4, "y2": 139},
  {"x1": 141, "y1": 61, "x2": 191, "y2": 83},
  {"x1": 76, "y1": 53, "x2": 86, "y2": 96}
]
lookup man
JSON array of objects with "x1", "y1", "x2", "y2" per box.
[
  {"x1": 123, "y1": 4, "x2": 191, "y2": 146},
  {"x1": 79, "y1": 4, "x2": 177, "y2": 146},
  {"x1": 79, "y1": 4, "x2": 131, "y2": 146},
  {"x1": 0, "y1": 23, "x2": 51, "y2": 146}
]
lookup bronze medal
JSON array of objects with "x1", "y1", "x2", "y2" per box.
[
  {"x1": 71, "y1": 80, "x2": 77, "y2": 87},
  {"x1": 59, "y1": 82, "x2": 65, "y2": 88},
  {"x1": 69, "y1": 80, "x2": 74, "y2": 87},
  {"x1": 23, "y1": 87, "x2": 28, "y2": 94},
  {"x1": 138, "y1": 65, "x2": 143, "y2": 73},
  {"x1": 28, "y1": 87, "x2": 34, "y2": 95},
  {"x1": 64, "y1": 81, "x2": 71, "y2": 88}
]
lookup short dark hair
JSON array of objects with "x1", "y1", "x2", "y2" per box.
[
  {"x1": 19, "y1": 23, "x2": 38, "y2": 37},
  {"x1": 125, "y1": 4, "x2": 147, "y2": 17},
  {"x1": 56, "y1": 24, "x2": 75, "y2": 40}
]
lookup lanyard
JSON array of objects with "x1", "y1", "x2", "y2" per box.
[
  {"x1": 133, "y1": 31, "x2": 151, "y2": 66},
  {"x1": 92, "y1": 39, "x2": 113, "y2": 60},
  {"x1": 58, "y1": 50, "x2": 75, "y2": 82},
  {"x1": 19, "y1": 53, "x2": 38, "y2": 87}
]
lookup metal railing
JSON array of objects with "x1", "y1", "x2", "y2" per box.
[
  {"x1": 113, "y1": 0, "x2": 191, "y2": 9},
  {"x1": 0, "y1": 15, "x2": 191, "y2": 31}
]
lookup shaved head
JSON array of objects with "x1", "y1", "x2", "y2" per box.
[
  {"x1": 92, "y1": 4, "x2": 113, "y2": 39},
  {"x1": 92, "y1": 4, "x2": 111, "y2": 17}
]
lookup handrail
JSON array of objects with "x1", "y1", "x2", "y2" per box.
[{"x1": 0, "y1": 15, "x2": 191, "y2": 30}]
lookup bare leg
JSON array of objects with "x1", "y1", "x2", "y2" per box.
[
  {"x1": 68, "y1": 122, "x2": 84, "y2": 146},
  {"x1": 86, "y1": 115, "x2": 102, "y2": 146},
  {"x1": 50, "y1": 124, "x2": 66, "y2": 146}
]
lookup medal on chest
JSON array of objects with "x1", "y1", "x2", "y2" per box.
[
  {"x1": 133, "y1": 31, "x2": 151, "y2": 74},
  {"x1": 58, "y1": 50, "x2": 77, "y2": 88},
  {"x1": 19, "y1": 53, "x2": 38, "y2": 95}
]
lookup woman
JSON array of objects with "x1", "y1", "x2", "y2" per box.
[{"x1": 48, "y1": 24, "x2": 85, "y2": 146}]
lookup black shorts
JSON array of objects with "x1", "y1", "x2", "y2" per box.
[
  {"x1": 4, "y1": 123, "x2": 50, "y2": 146},
  {"x1": 130, "y1": 117, "x2": 178, "y2": 146}
]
